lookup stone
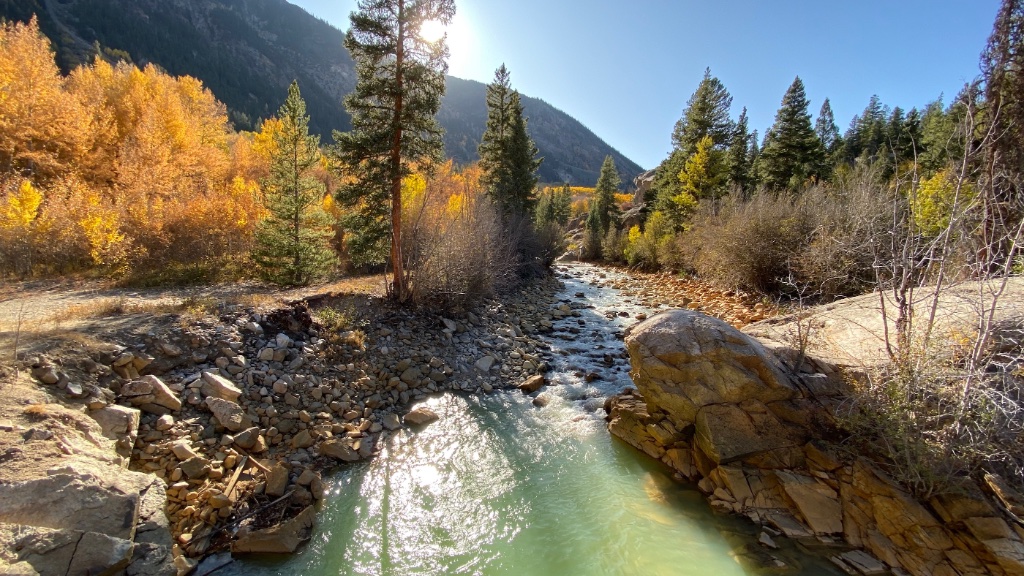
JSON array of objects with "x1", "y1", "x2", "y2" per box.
[
  {"x1": 275, "y1": 333, "x2": 293, "y2": 348},
  {"x1": 475, "y1": 356, "x2": 495, "y2": 372},
  {"x1": 232, "y1": 427, "x2": 262, "y2": 451},
  {"x1": 532, "y1": 393, "x2": 551, "y2": 407},
  {"x1": 200, "y1": 371, "x2": 242, "y2": 401},
  {"x1": 67, "y1": 531, "x2": 135, "y2": 576},
  {"x1": 837, "y1": 550, "x2": 887, "y2": 575},
  {"x1": 766, "y1": 513, "x2": 814, "y2": 539},
  {"x1": 518, "y1": 375, "x2": 545, "y2": 394},
  {"x1": 625, "y1": 310, "x2": 797, "y2": 423},
  {"x1": 170, "y1": 441, "x2": 198, "y2": 461},
  {"x1": 404, "y1": 407, "x2": 439, "y2": 426},
  {"x1": 382, "y1": 413, "x2": 401, "y2": 431},
  {"x1": 209, "y1": 494, "x2": 233, "y2": 509},
  {"x1": 758, "y1": 532, "x2": 778, "y2": 549},
  {"x1": 694, "y1": 402, "x2": 799, "y2": 465},
  {"x1": 179, "y1": 457, "x2": 211, "y2": 479},
  {"x1": 400, "y1": 367, "x2": 422, "y2": 385},
  {"x1": 232, "y1": 506, "x2": 315, "y2": 554},
  {"x1": 291, "y1": 430, "x2": 314, "y2": 449},
  {"x1": 320, "y1": 439, "x2": 360, "y2": 462},
  {"x1": 89, "y1": 405, "x2": 140, "y2": 444},
  {"x1": 0, "y1": 472, "x2": 141, "y2": 540},
  {"x1": 120, "y1": 375, "x2": 182, "y2": 412},
  {"x1": 154, "y1": 414, "x2": 174, "y2": 431},
  {"x1": 774, "y1": 470, "x2": 843, "y2": 535},
  {"x1": 265, "y1": 464, "x2": 290, "y2": 498},
  {"x1": 205, "y1": 397, "x2": 250, "y2": 432}
]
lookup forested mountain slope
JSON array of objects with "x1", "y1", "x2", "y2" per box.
[{"x1": 1, "y1": 0, "x2": 642, "y2": 185}]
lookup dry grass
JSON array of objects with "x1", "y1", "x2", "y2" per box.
[{"x1": 23, "y1": 404, "x2": 51, "y2": 418}]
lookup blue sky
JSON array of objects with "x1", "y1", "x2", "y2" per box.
[{"x1": 291, "y1": 0, "x2": 1000, "y2": 170}]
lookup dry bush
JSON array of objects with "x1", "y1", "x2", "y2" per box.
[
  {"x1": 679, "y1": 192, "x2": 819, "y2": 294},
  {"x1": 401, "y1": 162, "x2": 520, "y2": 310}
]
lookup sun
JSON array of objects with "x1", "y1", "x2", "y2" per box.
[{"x1": 420, "y1": 20, "x2": 446, "y2": 42}]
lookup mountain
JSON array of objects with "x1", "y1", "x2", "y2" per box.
[{"x1": 2, "y1": 0, "x2": 644, "y2": 186}]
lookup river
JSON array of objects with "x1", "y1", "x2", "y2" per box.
[{"x1": 223, "y1": 264, "x2": 841, "y2": 575}]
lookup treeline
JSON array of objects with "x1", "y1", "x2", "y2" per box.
[
  {"x1": 584, "y1": 11, "x2": 1023, "y2": 303},
  {"x1": 0, "y1": 13, "x2": 555, "y2": 306}
]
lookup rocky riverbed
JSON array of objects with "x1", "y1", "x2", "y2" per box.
[{"x1": 0, "y1": 263, "x2": 824, "y2": 575}]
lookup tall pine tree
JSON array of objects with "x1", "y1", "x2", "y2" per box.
[
  {"x1": 252, "y1": 81, "x2": 336, "y2": 285},
  {"x1": 815, "y1": 98, "x2": 841, "y2": 178},
  {"x1": 479, "y1": 65, "x2": 542, "y2": 218},
  {"x1": 593, "y1": 155, "x2": 621, "y2": 234},
  {"x1": 671, "y1": 68, "x2": 735, "y2": 156},
  {"x1": 332, "y1": 0, "x2": 455, "y2": 302},
  {"x1": 728, "y1": 107, "x2": 752, "y2": 194},
  {"x1": 759, "y1": 77, "x2": 824, "y2": 191}
]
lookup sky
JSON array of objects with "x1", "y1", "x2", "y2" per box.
[{"x1": 290, "y1": 0, "x2": 1001, "y2": 170}]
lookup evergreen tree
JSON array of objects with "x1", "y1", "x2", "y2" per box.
[
  {"x1": 656, "y1": 68, "x2": 733, "y2": 216},
  {"x1": 728, "y1": 107, "x2": 752, "y2": 193},
  {"x1": 815, "y1": 98, "x2": 841, "y2": 178},
  {"x1": 919, "y1": 97, "x2": 962, "y2": 174},
  {"x1": 982, "y1": 0, "x2": 1024, "y2": 192},
  {"x1": 841, "y1": 95, "x2": 889, "y2": 166},
  {"x1": 671, "y1": 68, "x2": 734, "y2": 157},
  {"x1": 252, "y1": 81, "x2": 336, "y2": 285},
  {"x1": 332, "y1": 0, "x2": 455, "y2": 302},
  {"x1": 552, "y1": 183, "x2": 572, "y2": 225},
  {"x1": 593, "y1": 155, "x2": 621, "y2": 234},
  {"x1": 584, "y1": 201, "x2": 603, "y2": 260},
  {"x1": 747, "y1": 129, "x2": 761, "y2": 187},
  {"x1": 759, "y1": 76, "x2": 824, "y2": 191},
  {"x1": 479, "y1": 65, "x2": 542, "y2": 218}
]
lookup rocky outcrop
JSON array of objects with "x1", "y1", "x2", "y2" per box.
[{"x1": 609, "y1": 309, "x2": 1024, "y2": 576}]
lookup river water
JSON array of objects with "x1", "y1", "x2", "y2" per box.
[{"x1": 225, "y1": 264, "x2": 841, "y2": 576}]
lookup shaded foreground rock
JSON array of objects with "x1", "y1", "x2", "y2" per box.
[
  {"x1": 232, "y1": 506, "x2": 316, "y2": 554},
  {"x1": 609, "y1": 309, "x2": 1024, "y2": 576}
]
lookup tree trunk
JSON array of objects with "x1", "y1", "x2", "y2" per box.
[{"x1": 389, "y1": 0, "x2": 407, "y2": 301}]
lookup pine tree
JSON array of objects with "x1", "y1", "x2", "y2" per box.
[
  {"x1": 680, "y1": 135, "x2": 728, "y2": 201},
  {"x1": 759, "y1": 77, "x2": 824, "y2": 191},
  {"x1": 815, "y1": 98, "x2": 841, "y2": 178},
  {"x1": 747, "y1": 129, "x2": 761, "y2": 187},
  {"x1": 332, "y1": 0, "x2": 455, "y2": 301},
  {"x1": 593, "y1": 155, "x2": 621, "y2": 234},
  {"x1": 252, "y1": 81, "x2": 336, "y2": 285},
  {"x1": 553, "y1": 183, "x2": 572, "y2": 226},
  {"x1": 671, "y1": 68, "x2": 734, "y2": 157},
  {"x1": 478, "y1": 65, "x2": 542, "y2": 218},
  {"x1": 728, "y1": 107, "x2": 751, "y2": 194}
]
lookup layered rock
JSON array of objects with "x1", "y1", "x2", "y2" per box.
[{"x1": 609, "y1": 309, "x2": 1024, "y2": 576}]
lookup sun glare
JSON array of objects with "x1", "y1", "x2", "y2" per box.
[{"x1": 421, "y1": 20, "x2": 446, "y2": 42}]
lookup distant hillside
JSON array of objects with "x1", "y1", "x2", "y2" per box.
[{"x1": 2, "y1": 0, "x2": 643, "y2": 186}]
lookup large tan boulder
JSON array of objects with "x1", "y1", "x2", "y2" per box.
[
  {"x1": 120, "y1": 375, "x2": 182, "y2": 413},
  {"x1": 625, "y1": 310, "x2": 797, "y2": 424}
]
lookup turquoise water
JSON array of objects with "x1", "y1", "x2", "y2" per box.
[{"x1": 224, "y1": 265, "x2": 841, "y2": 575}]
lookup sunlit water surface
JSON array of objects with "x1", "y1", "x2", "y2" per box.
[{"x1": 224, "y1": 264, "x2": 840, "y2": 576}]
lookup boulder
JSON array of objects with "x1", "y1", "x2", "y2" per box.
[
  {"x1": 200, "y1": 372, "x2": 242, "y2": 402},
  {"x1": 518, "y1": 375, "x2": 545, "y2": 394},
  {"x1": 0, "y1": 525, "x2": 134, "y2": 576},
  {"x1": 320, "y1": 439, "x2": 361, "y2": 462},
  {"x1": 205, "y1": 397, "x2": 250, "y2": 432},
  {"x1": 231, "y1": 506, "x2": 315, "y2": 554},
  {"x1": 88, "y1": 405, "x2": 140, "y2": 445},
  {"x1": 475, "y1": 356, "x2": 495, "y2": 372},
  {"x1": 382, "y1": 413, "x2": 401, "y2": 431},
  {"x1": 265, "y1": 464, "x2": 290, "y2": 498},
  {"x1": 179, "y1": 457, "x2": 211, "y2": 480},
  {"x1": 694, "y1": 402, "x2": 801, "y2": 466},
  {"x1": 404, "y1": 407, "x2": 439, "y2": 426},
  {"x1": 625, "y1": 311, "x2": 797, "y2": 424},
  {"x1": 774, "y1": 470, "x2": 843, "y2": 535},
  {"x1": 120, "y1": 375, "x2": 182, "y2": 413},
  {"x1": 0, "y1": 472, "x2": 140, "y2": 540}
]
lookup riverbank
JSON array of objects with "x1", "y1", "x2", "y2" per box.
[{"x1": 0, "y1": 272, "x2": 569, "y2": 574}]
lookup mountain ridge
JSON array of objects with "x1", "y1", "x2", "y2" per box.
[{"x1": 2, "y1": 0, "x2": 643, "y2": 186}]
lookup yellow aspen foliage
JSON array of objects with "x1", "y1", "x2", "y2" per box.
[
  {"x1": 0, "y1": 18, "x2": 90, "y2": 180},
  {"x1": 79, "y1": 194, "x2": 127, "y2": 267},
  {"x1": 912, "y1": 169, "x2": 977, "y2": 238},
  {"x1": 1, "y1": 180, "x2": 44, "y2": 228},
  {"x1": 447, "y1": 193, "x2": 466, "y2": 216}
]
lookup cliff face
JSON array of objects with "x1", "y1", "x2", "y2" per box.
[{"x1": 608, "y1": 308, "x2": 1024, "y2": 576}]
